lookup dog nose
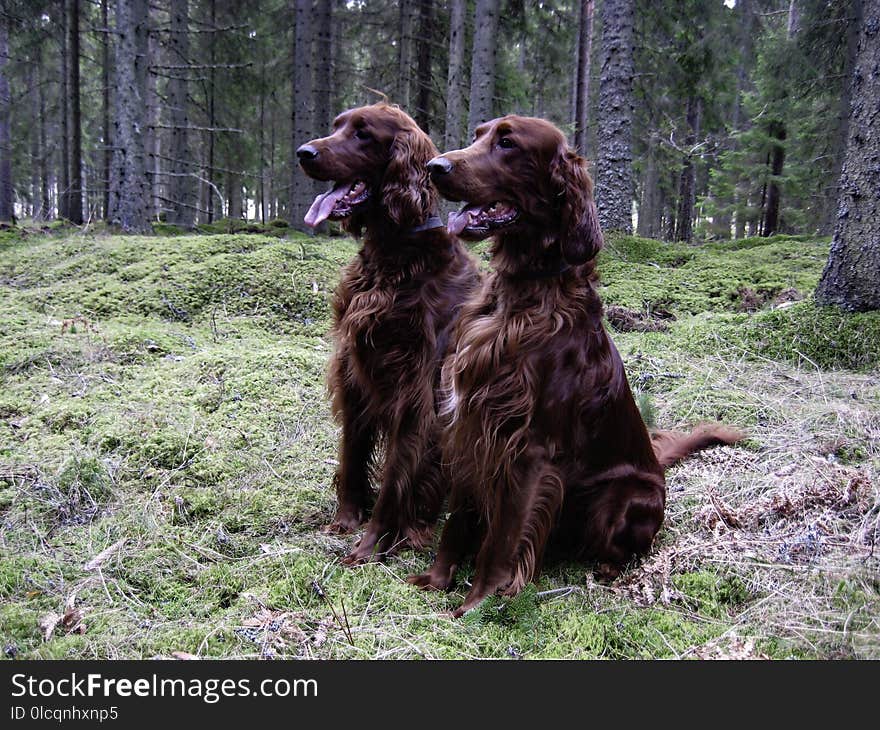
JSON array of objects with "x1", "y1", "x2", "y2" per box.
[
  {"x1": 427, "y1": 157, "x2": 453, "y2": 175},
  {"x1": 296, "y1": 144, "x2": 319, "y2": 161}
]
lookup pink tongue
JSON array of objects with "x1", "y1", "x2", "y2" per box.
[
  {"x1": 447, "y1": 206, "x2": 480, "y2": 236},
  {"x1": 304, "y1": 184, "x2": 350, "y2": 227}
]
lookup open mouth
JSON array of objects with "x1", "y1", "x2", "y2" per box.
[
  {"x1": 304, "y1": 181, "x2": 371, "y2": 227},
  {"x1": 446, "y1": 202, "x2": 519, "y2": 239}
]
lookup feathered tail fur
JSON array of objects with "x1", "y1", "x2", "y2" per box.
[{"x1": 650, "y1": 423, "x2": 745, "y2": 469}]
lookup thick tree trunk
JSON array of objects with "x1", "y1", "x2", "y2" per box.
[
  {"x1": 816, "y1": 0, "x2": 880, "y2": 312},
  {"x1": 762, "y1": 120, "x2": 786, "y2": 236},
  {"x1": 145, "y1": 29, "x2": 161, "y2": 218},
  {"x1": 444, "y1": 0, "x2": 466, "y2": 150},
  {"x1": 167, "y1": 0, "x2": 194, "y2": 227},
  {"x1": 314, "y1": 0, "x2": 332, "y2": 134},
  {"x1": 66, "y1": 0, "x2": 83, "y2": 223},
  {"x1": 0, "y1": 17, "x2": 11, "y2": 222},
  {"x1": 101, "y1": 0, "x2": 111, "y2": 219},
  {"x1": 110, "y1": 0, "x2": 151, "y2": 233},
  {"x1": 574, "y1": 0, "x2": 594, "y2": 155},
  {"x1": 414, "y1": 0, "x2": 433, "y2": 132},
  {"x1": 675, "y1": 95, "x2": 701, "y2": 242},
  {"x1": 396, "y1": 0, "x2": 415, "y2": 108},
  {"x1": 596, "y1": 0, "x2": 635, "y2": 234},
  {"x1": 289, "y1": 0, "x2": 315, "y2": 231},
  {"x1": 467, "y1": 0, "x2": 500, "y2": 137},
  {"x1": 823, "y1": 0, "x2": 863, "y2": 235}
]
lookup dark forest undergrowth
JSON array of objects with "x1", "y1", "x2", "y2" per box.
[{"x1": 1, "y1": 226, "x2": 878, "y2": 659}]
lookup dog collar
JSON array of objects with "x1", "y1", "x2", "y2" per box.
[
  {"x1": 514, "y1": 260, "x2": 572, "y2": 280},
  {"x1": 405, "y1": 215, "x2": 445, "y2": 235}
]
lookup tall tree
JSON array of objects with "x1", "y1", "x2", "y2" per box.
[
  {"x1": 66, "y1": 0, "x2": 83, "y2": 223},
  {"x1": 110, "y1": 0, "x2": 150, "y2": 232},
  {"x1": 58, "y1": 0, "x2": 69, "y2": 220},
  {"x1": 0, "y1": 11, "x2": 11, "y2": 222},
  {"x1": 413, "y1": 0, "x2": 433, "y2": 132},
  {"x1": 815, "y1": 0, "x2": 879, "y2": 312},
  {"x1": 444, "y1": 0, "x2": 466, "y2": 149},
  {"x1": 396, "y1": 0, "x2": 415, "y2": 108},
  {"x1": 166, "y1": 0, "x2": 194, "y2": 227},
  {"x1": 101, "y1": 0, "x2": 111, "y2": 219},
  {"x1": 467, "y1": 0, "x2": 500, "y2": 137},
  {"x1": 314, "y1": 0, "x2": 332, "y2": 134},
  {"x1": 596, "y1": 0, "x2": 635, "y2": 233},
  {"x1": 573, "y1": 0, "x2": 594, "y2": 155},
  {"x1": 289, "y1": 0, "x2": 314, "y2": 231}
]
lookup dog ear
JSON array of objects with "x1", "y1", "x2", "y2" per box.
[
  {"x1": 382, "y1": 126, "x2": 438, "y2": 227},
  {"x1": 550, "y1": 146, "x2": 603, "y2": 265}
]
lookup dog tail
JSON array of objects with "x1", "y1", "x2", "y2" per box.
[{"x1": 650, "y1": 423, "x2": 745, "y2": 469}]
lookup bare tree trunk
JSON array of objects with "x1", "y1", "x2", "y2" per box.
[
  {"x1": 101, "y1": 0, "x2": 111, "y2": 219},
  {"x1": 167, "y1": 0, "x2": 194, "y2": 227},
  {"x1": 269, "y1": 103, "x2": 276, "y2": 220},
  {"x1": 675, "y1": 95, "x2": 701, "y2": 242},
  {"x1": 146, "y1": 28, "x2": 161, "y2": 219},
  {"x1": 38, "y1": 54, "x2": 49, "y2": 219},
  {"x1": 574, "y1": 0, "x2": 594, "y2": 155},
  {"x1": 823, "y1": 0, "x2": 862, "y2": 235},
  {"x1": 444, "y1": 0, "x2": 466, "y2": 150},
  {"x1": 815, "y1": 0, "x2": 879, "y2": 312},
  {"x1": 467, "y1": 0, "x2": 500, "y2": 137},
  {"x1": 290, "y1": 0, "x2": 315, "y2": 231},
  {"x1": 27, "y1": 65, "x2": 39, "y2": 218},
  {"x1": 66, "y1": 0, "x2": 83, "y2": 223},
  {"x1": 637, "y1": 144, "x2": 659, "y2": 238},
  {"x1": 762, "y1": 120, "x2": 786, "y2": 236},
  {"x1": 314, "y1": 0, "x2": 332, "y2": 133},
  {"x1": 0, "y1": 16, "x2": 11, "y2": 223},
  {"x1": 59, "y1": 0, "x2": 70, "y2": 220},
  {"x1": 396, "y1": 0, "x2": 415, "y2": 108},
  {"x1": 206, "y1": 0, "x2": 216, "y2": 223},
  {"x1": 596, "y1": 0, "x2": 635, "y2": 233},
  {"x1": 414, "y1": 0, "x2": 433, "y2": 132},
  {"x1": 110, "y1": 0, "x2": 151, "y2": 233}
]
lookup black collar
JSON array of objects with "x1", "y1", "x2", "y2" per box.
[
  {"x1": 511, "y1": 259, "x2": 572, "y2": 280},
  {"x1": 405, "y1": 215, "x2": 445, "y2": 235}
]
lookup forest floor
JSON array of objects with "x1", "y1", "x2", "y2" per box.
[{"x1": 1, "y1": 223, "x2": 879, "y2": 659}]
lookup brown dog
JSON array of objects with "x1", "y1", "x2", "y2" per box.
[
  {"x1": 407, "y1": 115, "x2": 742, "y2": 615},
  {"x1": 297, "y1": 104, "x2": 480, "y2": 563}
]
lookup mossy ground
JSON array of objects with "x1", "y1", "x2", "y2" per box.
[{"x1": 1, "y1": 225, "x2": 877, "y2": 659}]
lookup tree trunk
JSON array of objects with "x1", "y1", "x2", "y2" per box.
[
  {"x1": 444, "y1": 0, "x2": 466, "y2": 150},
  {"x1": 101, "y1": 0, "x2": 111, "y2": 219},
  {"x1": 0, "y1": 16, "x2": 11, "y2": 223},
  {"x1": 59, "y1": 0, "x2": 70, "y2": 220},
  {"x1": 762, "y1": 120, "x2": 786, "y2": 236},
  {"x1": 467, "y1": 0, "x2": 500, "y2": 138},
  {"x1": 28, "y1": 64, "x2": 40, "y2": 218},
  {"x1": 574, "y1": 0, "x2": 594, "y2": 155},
  {"x1": 314, "y1": 0, "x2": 332, "y2": 134},
  {"x1": 596, "y1": 0, "x2": 635, "y2": 233},
  {"x1": 637, "y1": 144, "x2": 659, "y2": 238},
  {"x1": 206, "y1": 0, "x2": 216, "y2": 223},
  {"x1": 110, "y1": 0, "x2": 151, "y2": 233},
  {"x1": 396, "y1": 0, "x2": 415, "y2": 108},
  {"x1": 66, "y1": 0, "x2": 83, "y2": 223},
  {"x1": 675, "y1": 95, "x2": 701, "y2": 242},
  {"x1": 414, "y1": 0, "x2": 433, "y2": 132},
  {"x1": 289, "y1": 0, "x2": 315, "y2": 231},
  {"x1": 823, "y1": 0, "x2": 863, "y2": 235},
  {"x1": 167, "y1": 0, "x2": 194, "y2": 227},
  {"x1": 145, "y1": 29, "x2": 161, "y2": 218},
  {"x1": 815, "y1": 0, "x2": 880, "y2": 312}
]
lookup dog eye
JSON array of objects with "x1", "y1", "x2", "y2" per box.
[
  {"x1": 498, "y1": 137, "x2": 516, "y2": 149},
  {"x1": 354, "y1": 129, "x2": 371, "y2": 141}
]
